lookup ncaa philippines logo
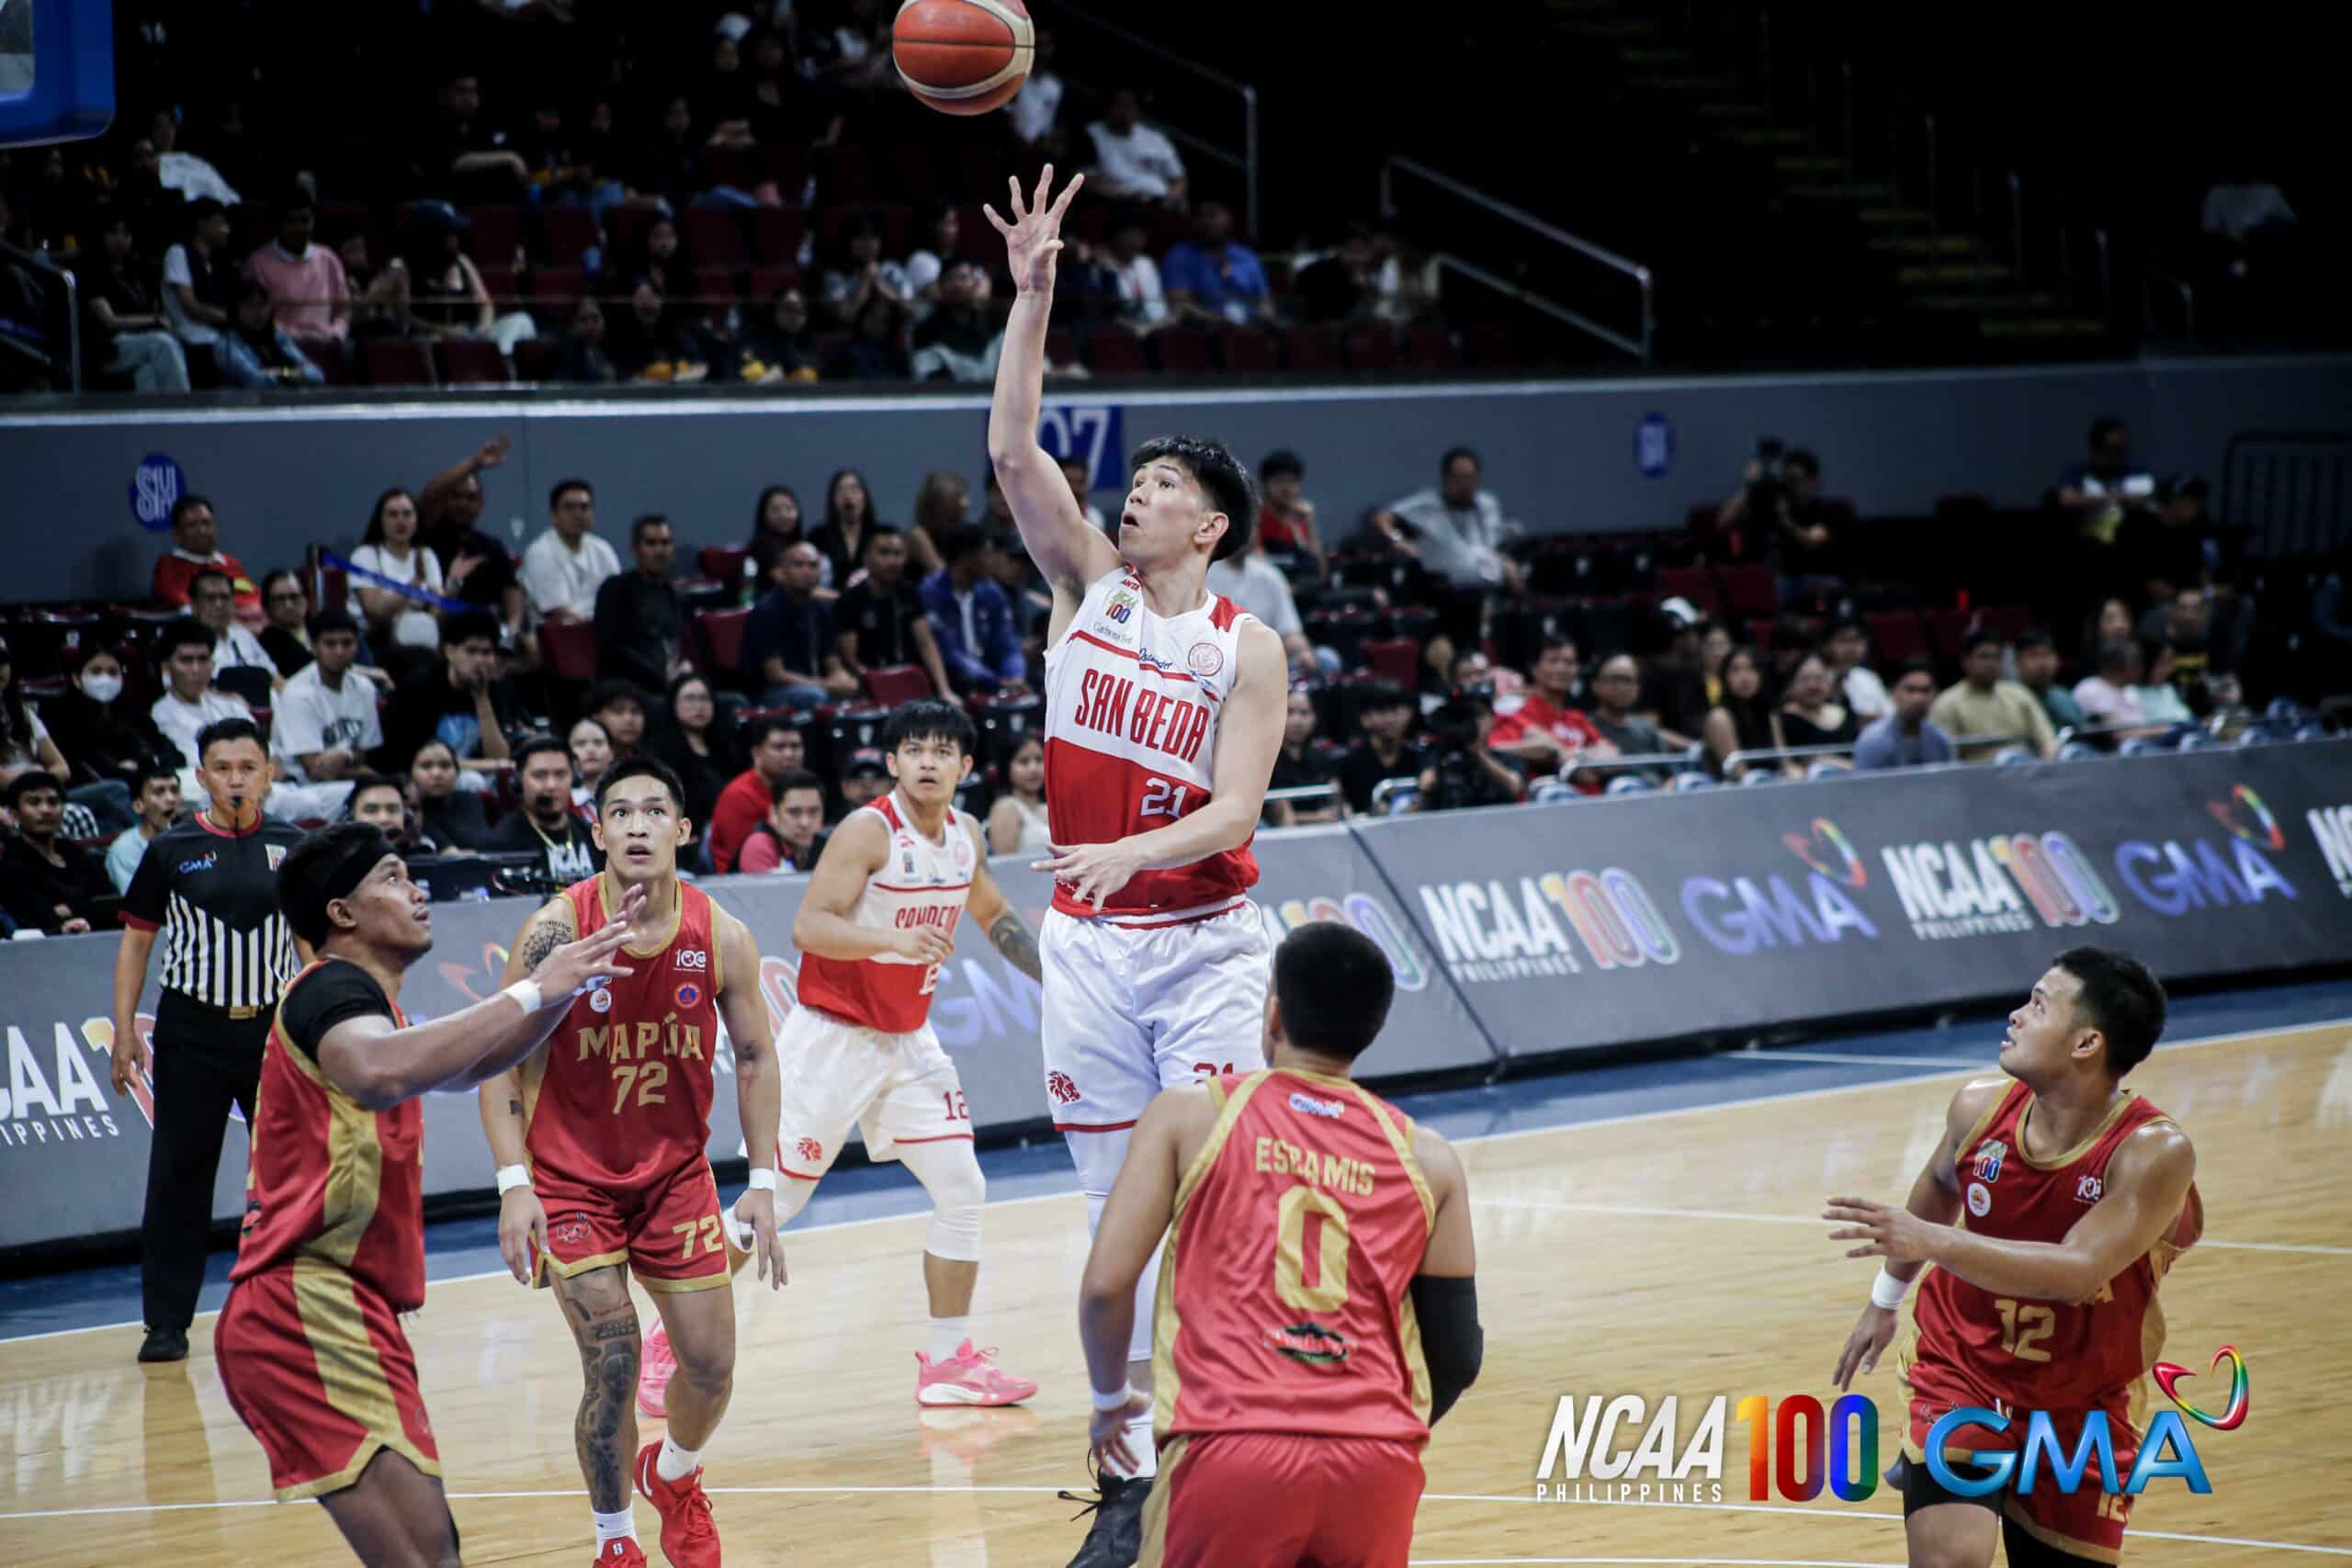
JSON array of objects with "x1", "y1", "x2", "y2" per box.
[
  {"x1": 1105, "y1": 589, "x2": 1137, "y2": 625},
  {"x1": 1973, "y1": 1139, "x2": 2007, "y2": 1184}
]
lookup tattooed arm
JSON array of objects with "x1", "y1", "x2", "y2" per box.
[
  {"x1": 964, "y1": 818, "x2": 1043, "y2": 983},
  {"x1": 481, "y1": 897, "x2": 573, "y2": 1282}
]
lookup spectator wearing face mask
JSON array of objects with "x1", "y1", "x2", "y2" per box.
[{"x1": 43, "y1": 642, "x2": 179, "y2": 805}]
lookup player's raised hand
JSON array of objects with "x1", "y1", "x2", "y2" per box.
[
  {"x1": 1034, "y1": 839, "x2": 1148, "y2": 910},
  {"x1": 498, "y1": 1182, "x2": 548, "y2": 1286},
  {"x1": 528, "y1": 885, "x2": 646, "y2": 998},
  {"x1": 892, "y1": 926, "x2": 956, "y2": 966},
  {"x1": 1824, "y1": 1194, "x2": 1936, "y2": 1265},
  {"x1": 738, "y1": 1188, "x2": 788, "y2": 1291},
  {"x1": 1088, "y1": 1388, "x2": 1153, "y2": 1471},
  {"x1": 1832, "y1": 1303, "x2": 1899, "y2": 1391},
  {"x1": 982, "y1": 164, "x2": 1083, "y2": 296}
]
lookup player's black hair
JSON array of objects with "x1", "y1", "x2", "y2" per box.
[
  {"x1": 1440, "y1": 445, "x2": 1481, "y2": 474},
  {"x1": 1260, "y1": 448, "x2": 1304, "y2": 481},
  {"x1": 583, "y1": 678, "x2": 646, "y2": 716},
  {"x1": 130, "y1": 761, "x2": 182, "y2": 799},
  {"x1": 514, "y1": 733, "x2": 574, "y2": 775},
  {"x1": 168, "y1": 493, "x2": 214, "y2": 529},
  {"x1": 596, "y1": 753, "x2": 687, "y2": 814},
  {"x1": 279, "y1": 822, "x2": 397, "y2": 949},
  {"x1": 1273, "y1": 922, "x2": 1396, "y2": 1062},
  {"x1": 309, "y1": 607, "x2": 361, "y2": 641},
  {"x1": 939, "y1": 525, "x2": 990, "y2": 567},
  {"x1": 1537, "y1": 636, "x2": 1578, "y2": 661},
  {"x1": 1960, "y1": 627, "x2": 2005, "y2": 658},
  {"x1": 767, "y1": 766, "x2": 825, "y2": 806},
  {"x1": 630, "y1": 512, "x2": 672, "y2": 547},
  {"x1": 1131, "y1": 435, "x2": 1255, "y2": 561},
  {"x1": 158, "y1": 618, "x2": 214, "y2": 660},
  {"x1": 548, "y1": 477, "x2": 594, "y2": 511},
  {"x1": 1892, "y1": 658, "x2": 1938, "y2": 686},
  {"x1": 2016, "y1": 626, "x2": 2057, "y2": 654},
  {"x1": 195, "y1": 716, "x2": 266, "y2": 762},
  {"x1": 340, "y1": 772, "x2": 402, "y2": 816},
  {"x1": 2052, "y1": 947, "x2": 2167, "y2": 1077},
  {"x1": 187, "y1": 566, "x2": 234, "y2": 599},
  {"x1": 880, "y1": 697, "x2": 977, "y2": 757}
]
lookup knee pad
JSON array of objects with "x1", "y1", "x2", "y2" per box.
[{"x1": 901, "y1": 1141, "x2": 986, "y2": 1263}]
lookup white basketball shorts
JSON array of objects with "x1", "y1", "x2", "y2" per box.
[
  {"x1": 1039, "y1": 901, "x2": 1272, "y2": 1133},
  {"x1": 768, "y1": 1002, "x2": 971, "y2": 1179}
]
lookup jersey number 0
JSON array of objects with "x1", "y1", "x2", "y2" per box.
[{"x1": 1275, "y1": 1187, "x2": 1351, "y2": 1312}]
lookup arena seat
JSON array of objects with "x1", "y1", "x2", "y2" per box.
[
  {"x1": 863, "y1": 665, "x2": 935, "y2": 705},
  {"x1": 538, "y1": 617, "x2": 597, "y2": 682}
]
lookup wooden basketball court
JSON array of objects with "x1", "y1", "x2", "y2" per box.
[{"x1": 4, "y1": 1020, "x2": 2346, "y2": 1566}]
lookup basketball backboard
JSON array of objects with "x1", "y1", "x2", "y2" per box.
[{"x1": 0, "y1": 0, "x2": 114, "y2": 148}]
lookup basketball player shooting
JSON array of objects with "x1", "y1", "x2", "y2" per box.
[
  {"x1": 633, "y1": 698, "x2": 1045, "y2": 1417},
  {"x1": 1077, "y1": 923, "x2": 1485, "y2": 1568},
  {"x1": 985, "y1": 165, "x2": 1290, "y2": 1563},
  {"x1": 475, "y1": 758, "x2": 786, "y2": 1568},
  {"x1": 1824, "y1": 949, "x2": 2202, "y2": 1568},
  {"x1": 217, "y1": 823, "x2": 639, "y2": 1567}
]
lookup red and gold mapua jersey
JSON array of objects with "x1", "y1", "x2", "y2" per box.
[
  {"x1": 523, "y1": 874, "x2": 723, "y2": 1189},
  {"x1": 1903, "y1": 1080, "x2": 2201, "y2": 1450},
  {"x1": 1156, "y1": 1068, "x2": 1436, "y2": 1446},
  {"x1": 232, "y1": 963, "x2": 426, "y2": 1312}
]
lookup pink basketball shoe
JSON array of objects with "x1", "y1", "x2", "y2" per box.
[{"x1": 914, "y1": 1340, "x2": 1038, "y2": 1407}]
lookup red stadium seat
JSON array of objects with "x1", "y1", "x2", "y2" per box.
[
  {"x1": 539, "y1": 206, "x2": 599, "y2": 267},
  {"x1": 1044, "y1": 327, "x2": 1080, "y2": 367},
  {"x1": 436, "y1": 338, "x2": 507, "y2": 385},
  {"x1": 700, "y1": 546, "x2": 752, "y2": 585},
  {"x1": 605, "y1": 202, "x2": 663, "y2": 260},
  {"x1": 1359, "y1": 637, "x2": 1422, "y2": 688},
  {"x1": 1402, "y1": 325, "x2": 1457, "y2": 368},
  {"x1": 1151, "y1": 331, "x2": 1212, "y2": 373},
  {"x1": 1867, "y1": 611, "x2": 1928, "y2": 663},
  {"x1": 1718, "y1": 563, "x2": 1779, "y2": 618},
  {"x1": 684, "y1": 207, "x2": 750, "y2": 268},
  {"x1": 813, "y1": 146, "x2": 875, "y2": 203},
  {"x1": 292, "y1": 336, "x2": 350, "y2": 385},
  {"x1": 1658, "y1": 566, "x2": 1721, "y2": 616},
  {"x1": 1978, "y1": 604, "x2": 2032, "y2": 644},
  {"x1": 538, "y1": 617, "x2": 597, "y2": 682},
  {"x1": 695, "y1": 607, "x2": 751, "y2": 680},
  {"x1": 1281, "y1": 326, "x2": 1342, "y2": 372},
  {"x1": 1216, "y1": 327, "x2": 1273, "y2": 372},
  {"x1": 759, "y1": 146, "x2": 811, "y2": 195},
  {"x1": 1342, "y1": 325, "x2": 1397, "y2": 370},
  {"x1": 747, "y1": 208, "x2": 808, "y2": 267},
  {"x1": 1085, "y1": 330, "x2": 1148, "y2": 375},
  {"x1": 693, "y1": 265, "x2": 741, "y2": 303},
  {"x1": 462, "y1": 205, "x2": 525, "y2": 267},
  {"x1": 747, "y1": 265, "x2": 804, "y2": 302},
  {"x1": 864, "y1": 664, "x2": 936, "y2": 705},
  {"x1": 513, "y1": 338, "x2": 560, "y2": 381},
  {"x1": 362, "y1": 339, "x2": 436, "y2": 388},
  {"x1": 1924, "y1": 607, "x2": 1975, "y2": 662}
]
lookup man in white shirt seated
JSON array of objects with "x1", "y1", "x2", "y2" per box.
[
  {"x1": 1368, "y1": 445, "x2": 1525, "y2": 595},
  {"x1": 1085, "y1": 87, "x2": 1187, "y2": 205},
  {"x1": 268, "y1": 610, "x2": 383, "y2": 785},
  {"x1": 149, "y1": 622, "x2": 353, "y2": 821},
  {"x1": 105, "y1": 764, "x2": 184, "y2": 895},
  {"x1": 1206, "y1": 536, "x2": 1340, "y2": 682},
  {"x1": 1008, "y1": 28, "x2": 1067, "y2": 149},
  {"x1": 519, "y1": 477, "x2": 619, "y2": 624},
  {"x1": 187, "y1": 568, "x2": 279, "y2": 693}
]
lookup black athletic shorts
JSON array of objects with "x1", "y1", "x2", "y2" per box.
[{"x1": 1888, "y1": 1454, "x2": 2105, "y2": 1568}]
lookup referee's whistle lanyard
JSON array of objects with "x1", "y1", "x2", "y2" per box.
[{"x1": 205, "y1": 800, "x2": 264, "y2": 836}]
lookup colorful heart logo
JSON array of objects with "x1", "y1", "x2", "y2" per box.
[
  {"x1": 2151, "y1": 1344, "x2": 2249, "y2": 1430},
  {"x1": 2204, "y1": 785, "x2": 2284, "y2": 851},
  {"x1": 1782, "y1": 818, "x2": 1867, "y2": 887}
]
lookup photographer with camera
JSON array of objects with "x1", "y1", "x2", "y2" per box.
[
  {"x1": 1718, "y1": 440, "x2": 1839, "y2": 607},
  {"x1": 1413, "y1": 683, "x2": 1527, "y2": 813}
]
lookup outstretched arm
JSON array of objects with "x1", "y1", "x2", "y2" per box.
[
  {"x1": 984, "y1": 166, "x2": 1121, "y2": 632},
  {"x1": 1829, "y1": 1119, "x2": 2195, "y2": 1305}
]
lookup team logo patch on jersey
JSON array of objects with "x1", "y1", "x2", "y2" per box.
[
  {"x1": 2075, "y1": 1174, "x2": 2105, "y2": 1203},
  {"x1": 674, "y1": 982, "x2": 703, "y2": 1010},
  {"x1": 1966, "y1": 1181, "x2": 1992, "y2": 1217},
  {"x1": 1287, "y1": 1090, "x2": 1345, "y2": 1120},
  {"x1": 1263, "y1": 1323, "x2": 1351, "y2": 1365},
  {"x1": 178, "y1": 853, "x2": 217, "y2": 874},
  {"x1": 266, "y1": 843, "x2": 287, "y2": 871},
  {"x1": 1187, "y1": 641, "x2": 1224, "y2": 678},
  {"x1": 1973, "y1": 1138, "x2": 2007, "y2": 1184},
  {"x1": 1105, "y1": 588, "x2": 1137, "y2": 625},
  {"x1": 1046, "y1": 1070, "x2": 1081, "y2": 1106},
  {"x1": 673, "y1": 948, "x2": 708, "y2": 971},
  {"x1": 588, "y1": 986, "x2": 614, "y2": 1014},
  {"x1": 795, "y1": 1136, "x2": 823, "y2": 1164}
]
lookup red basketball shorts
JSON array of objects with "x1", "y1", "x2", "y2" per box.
[
  {"x1": 1138, "y1": 1430, "x2": 1424, "y2": 1567},
  {"x1": 214, "y1": 1262, "x2": 441, "y2": 1501},
  {"x1": 530, "y1": 1156, "x2": 732, "y2": 1294}
]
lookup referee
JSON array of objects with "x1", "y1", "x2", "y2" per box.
[{"x1": 108, "y1": 716, "x2": 304, "y2": 1363}]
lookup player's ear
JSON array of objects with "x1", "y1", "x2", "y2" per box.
[
  {"x1": 325, "y1": 896, "x2": 358, "y2": 936},
  {"x1": 956, "y1": 751, "x2": 974, "y2": 784}
]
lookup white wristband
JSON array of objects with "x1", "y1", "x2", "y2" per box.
[
  {"x1": 746, "y1": 1168, "x2": 779, "y2": 1192},
  {"x1": 1091, "y1": 1382, "x2": 1137, "y2": 1413},
  {"x1": 502, "y1": 978, "x2": 543, "y2": 1016},
  {"x1": 1871, "y1": 1266, "x2": 1910, "y2": 1311},
  {"x1": 495, "y1": 1164, "x2": 532, "y2": 1195}
]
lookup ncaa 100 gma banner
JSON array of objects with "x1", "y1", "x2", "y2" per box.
[{"x1": 0, "y1": 742, "x2": 2347, "y2": 1254}]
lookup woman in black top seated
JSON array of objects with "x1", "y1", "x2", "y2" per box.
[
  {"x1": 1777, "y1": 651, "x2": 1860, "y2": 769},
  {"x1": 1702, "y1": 645, "x2": 1788, "y2": 780},
  {"x1": 409, "y1": 739, "x2": 493, "y2": 851}
]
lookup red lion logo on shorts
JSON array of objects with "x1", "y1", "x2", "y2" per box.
[
  {"x1": 1046, "y1": 1071, "x2": 1080, "y2": 1105},
  {"x1": 795, "y1": 1137, "x2": 824, "y2": 1164},
  {"x1": 552, "y1": 1215, "x2": 592, "y2": 1246}
]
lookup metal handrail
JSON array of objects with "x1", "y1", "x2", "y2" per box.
[
  {"x1": 1557, "y1": 750, "x2": 1690, "y2": 775},
  {"x1": 1264, "y1": 783, "x2": 1340, "y2": 805},
  {"x1": 1029, "y1": 1, "x2": 1259, "y2": 240},
  {"x1": 1724, "y1": 740, "x2": 1860, "y2": 770},
  {"x1": 1378, "y1": 156, "x2": 1654, "y2": 363},
  {"x1": 1428, "y1": 254, "x2": 1645, "y2": 361},
  {"x1": 2143, "y1": 264, "x2": 2196, "y2": 343}
]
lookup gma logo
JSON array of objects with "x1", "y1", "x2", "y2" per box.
[{"x1": 1923, "y1": 1407, "x2": 2210, "y2": 1497}]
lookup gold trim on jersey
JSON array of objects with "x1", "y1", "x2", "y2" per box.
[
  {"x1": 2001, "y1": 1495, "x2": 2125, "y2": 1564},
  {"x1": 1155, "y1": 1071, "x2": 1273, "y2": 1439},
  {"x1": 639, "y1": 1269, "x2": 732, "y2": 1294},
  {"x1": 534, "y1": 1247, "x2": 630, "y2": 1289},
  {"x1": 1133, "y1": 1432, "x2": 1189, "y2": 1568},
  {"x1": 2015, "y1": 1087, "x2": 2140, "y2": 1168},
  {"x1": 596, "y1": 869, "x2": 687, "y2": 958},
  {"x1": 1955, "y1": 1081, "x2": 2016, "y2": 1168},
  {"x1": 283, "y1": 1256, "x2": 439, "y2": 1499},
  {"x1": 1354, "y1": 1085, "x2": 1435, "y2": 1231}
]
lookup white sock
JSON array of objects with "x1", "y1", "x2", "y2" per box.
[
  {"x1": 929, "y1": 1314, "x2": 971, "y2": 1361},
  {"x1": 655, "y1": 1434, "x2": 702, "y2": 1483},
  {"x1": 592, "y1": 1506, "x2": 637, "y2": 1545}
]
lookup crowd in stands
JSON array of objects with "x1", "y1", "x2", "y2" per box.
[
  {"x1": 0, "y1": 7, "x2": 1444, "y2": 396},
  {"x1": 6, "y1": 397, "x2": 2339, "y2": 937}
]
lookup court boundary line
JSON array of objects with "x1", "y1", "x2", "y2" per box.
[
  {"x1": 2, "y1": 1484, "x2": 2345, "y2": 1556},
  {"x1": 6, "y1": 1011, "x2": 2344, "y2": 1346}
]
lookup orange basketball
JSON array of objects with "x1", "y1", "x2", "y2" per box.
[{"x1": 893, "y1": 0, "x2": 1034, "y2": 117}]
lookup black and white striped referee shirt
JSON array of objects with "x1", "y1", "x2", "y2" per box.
[{"x1": 121, "y1": 814, "x2": 305, "y2": 1023}]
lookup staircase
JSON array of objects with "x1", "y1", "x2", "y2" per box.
[{"x1": 1543, "y1": 0, "x2": 2118, "y2": 354}]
